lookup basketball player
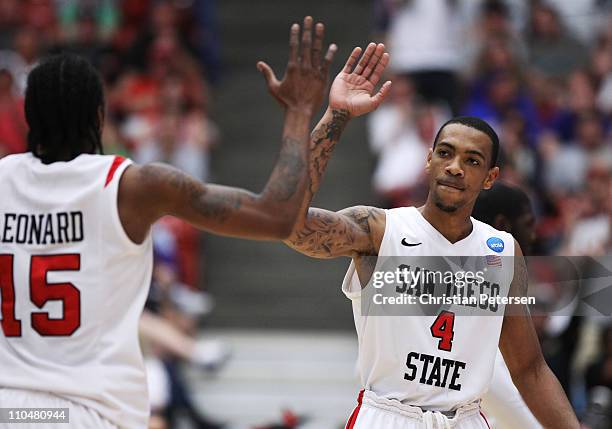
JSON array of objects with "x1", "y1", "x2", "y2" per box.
[
  {"x1": 473, "y1": 183, "x2": 542, "y2": 429},
  {"x1": 0, "y1": 17, "x2": 393, "y2": 429},
  {"x1": 274, "y1": 45, "x2": 579, "y2": 427}
]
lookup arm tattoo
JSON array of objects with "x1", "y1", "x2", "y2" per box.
[
  {"x1": 287, "y1": 206, "x2": 381, "y2": 257},
  {"x1": 192, "y1": 188, "x2": 243, "y2": 222},
  {"x1": 265, "y1": 137, "x2": 305, "y2": 202},
  {"x1": 309, "y1": 109, "x2": 350, "y2": 194},
  {"x1": 141, "y1": 163, "x2": 246, "y2": 223}
]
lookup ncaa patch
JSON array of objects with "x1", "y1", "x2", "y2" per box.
[{"x1": 486, "y1": 237, "x2": 505, "y2": 253}]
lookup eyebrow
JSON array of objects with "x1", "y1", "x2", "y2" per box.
[
  {"x1": 465, "y1": 149, "x2": 486, "y2": 161},
  {"x1": 437, "y1": 142, "x2": 455, "y2": 150},
  {"x1": 437, "y1": 142, "x2": 486, "y2": 161}
]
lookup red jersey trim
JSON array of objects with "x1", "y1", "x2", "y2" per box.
[
  {"x1": 345, "y1": 390, "x2": 364, "y2": 429},
  {"x1": 480, "y1": 411, "x2": 491, "y2": 429},
  {"x1": 104, "y1": 156, "x2": 126, "y2": 188}
]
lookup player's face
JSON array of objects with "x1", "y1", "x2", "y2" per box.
[{"x1": 425, "y1": 124, "x2": 499, "y2": 213}]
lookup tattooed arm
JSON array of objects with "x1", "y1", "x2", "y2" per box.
[
  {"x1": 286, "y1": 206, "x2": 385, "y2": 259},
  {"x1": 117, "y1": 17, "x2": 338, "y2": 242},
  {"x1": 283, "y1": 43, "x2": 392, "y2": 258},
  {"x1": 118, "y1": 112, "x2": 310, "y2": 242}
]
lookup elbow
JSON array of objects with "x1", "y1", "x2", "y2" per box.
[
  {"x1": 271, "y1": 220, "x2": 294, "y2": 240},
  {"x1": 260, "y1": 215, "x2": 295, "y2": 240},
  {"x1": 256, "y1": 198, "x2": 301, "y2": 240}
]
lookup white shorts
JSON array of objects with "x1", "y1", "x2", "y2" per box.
[
  {"x1": 0, "y1": 388, "x2": 117, "y2": 429},
  {"x1": 346, "y1": 390, "x2": 492, "y2": 429}
]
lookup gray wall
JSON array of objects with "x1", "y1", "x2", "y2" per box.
[{"x1": 205, "y1": 0, "x2": 381, "y2": 330}]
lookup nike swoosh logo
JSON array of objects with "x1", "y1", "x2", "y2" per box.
[{"x1": 401, "y1": 238, "x2": 422, "y2": 247}]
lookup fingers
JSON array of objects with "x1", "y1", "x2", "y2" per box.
[
  {"x1": 256, "y1": 61, "x2": 280, "y2": 88},
  {"x1": 321, "y1": 43, "x2": 338, "y2": 77},
  {"x1": 371, "y1": 80, "x2": 392, "y2": 108},
  {"x1": 300, "y1": 16, "x2": 313, "y2": 68},
  {"x1": 362, "y1": 43, "x2": 385, "y2": 81},
  {"x1": 312, "y1": 22, "x2": 324, "y2": 69},
  {"x1": 343, "y1": 47, "x2": 362, "y2": 73},
  {"x1": 353, "y1": 42, "x2": 376, "y2": 75},
  {"x1": 368, "y1": 52, "x2": 390, "y2": 86},
  {"x1": 288, "y1": 23, "x2": 300, "y2": 65}
]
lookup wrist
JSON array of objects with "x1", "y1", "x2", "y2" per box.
[
  {"x1": 327, "y1": 103, "x2": 352, "y2": 116},
  {"x1": 286, "y1": 105, "x2": 315, "y2": 117},
  {"x1": 327, "y1": 105, "x2": 352, "y2": 121}
]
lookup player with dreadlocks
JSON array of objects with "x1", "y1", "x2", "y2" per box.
[
  {"x1": 0, "y1": 17, "x2": 392, "y2": 428},
  {"x1": 25, "y1": 55, "x2": 105, "y2": 164}
]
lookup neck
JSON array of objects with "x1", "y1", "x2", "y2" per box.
[{"x1": 419, "y1": 195, "x2": 474, "y2": 243}]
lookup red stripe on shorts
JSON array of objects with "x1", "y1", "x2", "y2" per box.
[
  {"x1": 480, "y1": 411, "x2": 491, "y2": 429},
  {"x1": 345, "y1": 390, "x2": 364, "y2": 429},
  {"x1": 104, "y1": 155, "x2": 126, "y2": 188}
]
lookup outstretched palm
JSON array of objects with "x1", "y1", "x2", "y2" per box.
[{"x1": 329, "y1": 43, "x2": 392, "y2": 117}]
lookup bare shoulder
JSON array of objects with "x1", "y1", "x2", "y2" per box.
[{"x1": 117, "y1": 163, "x2": 195, "y2": 243}]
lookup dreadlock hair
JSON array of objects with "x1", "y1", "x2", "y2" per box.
[
  {"x1": 472, "y1": 181, "x2": 531, "y2": 226},
  {"x1": 433, "y1": 116, "x2": 500, "y2": 168},
  {"x1": 25, "y1": 53, "x2": 104, "y2": 164}
]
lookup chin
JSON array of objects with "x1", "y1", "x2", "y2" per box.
[
  {"x1": 435, "y1": 201, "x2": 459, "y2": 213},
  {"x1": 432, "y1": 191, "x2": 463, "y2": 213}
]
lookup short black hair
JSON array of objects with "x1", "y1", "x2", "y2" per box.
[
  {"x1": 472, "y1": 182, "x2": 531, "y2": 225},
  {"x1": 25, "y1": 53, "x2": 104, "y2": 164},
  {"x1": 433, "y1": 116, "x2": 500, "y2": 167}
]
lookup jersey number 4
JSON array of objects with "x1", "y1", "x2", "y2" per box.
[
  {"x1": 430, "y1": 310, "x2": 455, "y2": 352},
  {"x1": 0, "y1": 254, "x2": 81, "y2": 337}
]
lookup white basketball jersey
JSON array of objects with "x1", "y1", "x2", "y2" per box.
[
  {"x1": 0, "y1": 153, "x2": 153, "y2": 428},
  {"x1": 342, "y1": 206, "x2": 515, "y2": 411}
]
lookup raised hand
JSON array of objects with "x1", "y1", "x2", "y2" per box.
[
  {"x1": 329, "y1": 43, "x2": 392, "y2": 117},
  {"x1": 257, "y1": 16, "x2": 337, "y2": 116}
]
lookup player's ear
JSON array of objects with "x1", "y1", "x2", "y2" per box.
[
  {"x1": 425, "y1": 149, "x2": 433, "y2": 172},
  {"x1": 483, "y1": 166, "x2": 499, "y2": 190}
]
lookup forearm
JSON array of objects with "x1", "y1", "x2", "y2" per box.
[
  {"x1": 288, "y1": 106, "x2": 350, "y2": 236},
  {"x1": 257, "y1": 108, "x2": 313, "y2": 234},
  {"x1": 309, "y1": 107, "x2": 350, "y2": 197},
  {"x1": 514, "y1": 358, "x2": 579, "y2": 429}
]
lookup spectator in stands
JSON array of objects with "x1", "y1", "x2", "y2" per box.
[
  {"x1": 374, "y1": 0, "x2": 464, "y2": 113},
  {"x1": 541, "y1": 111, "x2": 610, "y2": 196},
  {"x1": 526, "y1": 1, "x2": 589, "y2": 79},
  {"x1": 548, "y1": 70, "x2": 606, "y2": 143},
  {"x1": 463, "y1": 0, "x2": 526, "y2": 77},
  {"x1": 0, "y1": 66, "x2": 27, "y2": 157},
  {"x1": 561, "y1": 164, "x2": 611, "y2": 256},
  {"x1": 585, "y1": 325, "x2": 612, "y2": 393},
  {"x1": 463, "y1": 70, "x2": 540, "y2": 144},
  {"x1": 368, "y1": 75, "x2": 447, "y2": 207}
]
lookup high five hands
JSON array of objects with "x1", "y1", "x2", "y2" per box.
[
  {"x1": 330, "y1": 43, "x2": 392, "y2": 117},
  {"x1": 257, "y1": 16, "x2": 392, "y2": 117},
  {"x1": 257, "y1": 16, "x2": 337, "y2": 116}
]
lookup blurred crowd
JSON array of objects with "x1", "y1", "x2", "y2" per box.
[
  {"x1": 371, "y1": 0, "x2": 611, "y2": 258},
  {"x1": 1, "y1": 0, "x2": 612, "y2": 427},
  {"x1": 371, "y1": 0, "x2": 611, "y2": 425},
  {"x1": 0, "y1": 1, "x2": 225, "y2": 428}
]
